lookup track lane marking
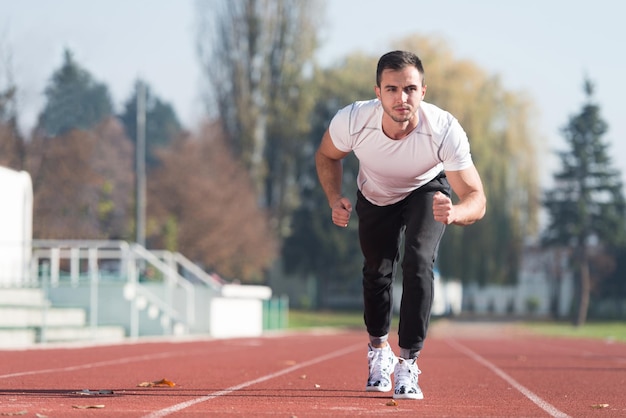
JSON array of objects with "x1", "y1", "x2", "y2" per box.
[
  {"x1": 446, "y1": 338, "x2": 571, "y2": 418},
  {"x1": 142, "y1": 343, "x2": 363, "y2": 418},
  {"x1": 0, "y1": 349, "x2": 209, "y2": 379}
]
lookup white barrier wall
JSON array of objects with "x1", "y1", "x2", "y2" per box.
[
  {"x1": 209, "y1": 298, "x2": 264, "y2": 338},
  {"x1": 0, "y1": 166, "x2": 33, "y2": 285}
]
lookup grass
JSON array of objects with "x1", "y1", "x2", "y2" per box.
[
  {"x1": 287, "y1": 310, "x2": 626, "y2": 342},
  {"x1": 522, "y1": 321, "x2": 626, "y2": 342},
  {"x1": 288, "y1": 310, "x2": 365, "y2": 330}
]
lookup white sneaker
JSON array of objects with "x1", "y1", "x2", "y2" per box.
[
  {"x1": 366, "y1": 344, "x2": 397, "y2": 392},
  {"x1": 393, "y1": 357, "x2": 423, "y2": 399}
]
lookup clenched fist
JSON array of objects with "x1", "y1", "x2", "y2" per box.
[{"x1": 432, "y1": 191, "x2": 454, "y2": 225}]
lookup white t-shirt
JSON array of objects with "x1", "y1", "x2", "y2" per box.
[{"x1": 329, "y1": 99, "x2": 474, "y2": 206}]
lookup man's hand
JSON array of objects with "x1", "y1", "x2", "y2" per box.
[
  {"x1": 433, "y1": 191, "x2": 454, "y2": 225},
  {"x1": 332, "y1": 197, "x2": 352, "y2": 227}
]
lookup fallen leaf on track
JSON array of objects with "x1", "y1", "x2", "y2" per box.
[
  {"x1": 591, "y1": 404, "x2": 609, "y2": 409},
  {"x1": 137, "y1": 378, "x2": 176, "y2": 387},
  {"x1": 386, "y1": 400, "x2": 398, "y2": 406},
  {"x1": 72, "y1": 405, "x2": 105, "y2": 409},
  {"x1": 0, "y1": 411, "x2": 28, "y2": 416}
]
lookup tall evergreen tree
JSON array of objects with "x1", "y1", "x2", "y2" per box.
[
  {"x1": 37, "y1": 49, "x2": 113, "y2": 136},
  {"x1": 119, "y1": 80, "x2": 183, "y2": 168},
  {"x1": 543, "y1": 78, "x2": 626, "y2": 326}
]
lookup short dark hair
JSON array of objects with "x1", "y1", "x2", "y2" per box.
[{"x1": 376, "y1": 50, "x2": 425, "y2": 87}]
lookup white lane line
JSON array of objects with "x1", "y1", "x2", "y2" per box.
[
  {"x1": 0, "y1": 350, "x2": 208, "y2": 379},
  {"x1": 142, "y1": 343, "x2": 363, "y2": 418},
  {"x1": 446, "y1": 339, "x2": 571, "y2": 418}
]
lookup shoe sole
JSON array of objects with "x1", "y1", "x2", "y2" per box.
[
  {"x1": 393, "y1": 392, "x2": 424, "y2": 400},
  {"x1": 366, "y1": 385, "x2": 392, "y2": 392}
]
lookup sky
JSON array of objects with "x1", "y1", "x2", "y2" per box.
[{"x1": 2, "y1": 0, "x2": 625, "y2": 184}]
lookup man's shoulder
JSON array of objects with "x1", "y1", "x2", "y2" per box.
[
  {"x1": 334, "y1": 99, "x2": 381, "y2": 136},
  {"x1": 337, "y1": 98, "x2": 380, "y2": 116},
  {"x1": 420, "y1": 101, "x2": 456, "y2": 134}
]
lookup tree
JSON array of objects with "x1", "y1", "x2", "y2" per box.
[
  {"x1": 147, "y1": 121, "x2": 278, "y2": 283},
  {"x1": 286, "y1": 37, "x2": 541, "y2": 309},
  {"x1": 37, "y1": 49, "x2": 113, "y2": 137},
  {"x1": 542, "y1": 78, "x2": 626, "y2": 326},
  {"x1": 118, "y1": 80, "x2": 184, "y2": 168},
  {"x1": 196, "y1": 0, "x2": 322, "y2": 236},
  {"x1": 389, "y1": 36, "x2": 540, "y2": 285},
  {"x1": 26, "y1": 118, "x2": 134, "y2": 239},
  {"x1": 0, "y1": 40, "x2": 25, "y2": 170},
  {"x1": 283, "y1": 53, "x2": 377, "y2": 307}
]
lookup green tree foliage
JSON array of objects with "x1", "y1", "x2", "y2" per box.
[
  {"x1": 196, "y1": 0, "x2": 322, "y2": 237},
  {"x1": 542, "y1": 78, "x2": 626, "y2": 326},
  {"x1": 118, "y1": 80, "x2": 183, "y2": 168},
  {"x1": 287, "y1": 38, "x2": 540, "y2": 303},
  {"x1": 283, "y1": 54, "x2": 377, "y2": 307},
  {"x1": 395, "y1": 36, "x2": 540, "y2": 285},
  {"x1": 597, "y1": 246, "x2": 626, "y2": 317},
  {"x1": 147, "y1": 121, "x2": 278, "y2": 283},
  {"x1": 37, "y1": 49, "x2": 113, "y2": 137}
]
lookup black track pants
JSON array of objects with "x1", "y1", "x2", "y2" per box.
[{"x1": 356, "y1": 173, "x2": 450, "y2": 354}]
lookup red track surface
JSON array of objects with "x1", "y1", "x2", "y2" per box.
[{"x1": 1, "y1": 321, "x2": 624, "y2": 417}]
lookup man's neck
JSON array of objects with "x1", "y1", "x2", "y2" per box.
[{"x1": 382, "y1": 116, "x2": 419, "y2": 140}]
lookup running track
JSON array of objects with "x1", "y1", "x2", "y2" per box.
[{"x1": 1, "y1": 321, "x2": 624, "y2": 417}]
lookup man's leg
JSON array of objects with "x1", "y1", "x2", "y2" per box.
[
  {"x1": 355, "y1": 191, "x2": 403, "y2": 339},
  {"x1": 356, "y1": 191, "x2": 403, "y2": 392},
  {"x1": 398, "y1": 175, "x2": 450, "y2": 357},
  {"x1": 393, "y1": 175, "x2": 449, "y2": 400}
]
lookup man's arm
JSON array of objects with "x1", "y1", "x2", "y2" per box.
[
  {"x1": 433, "y1": 165, "x2": 486, "y2": 226},
  {"x1": 315, "y1": 129, "x2": 352, "y2": 227}
]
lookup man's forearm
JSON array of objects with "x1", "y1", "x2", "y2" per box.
[
  {"x1": 315, "y1": 150, "x2": 344, "y2": 207},
  {"x1": 453, "y1": 190, "x2": 486, "y2": 226}
]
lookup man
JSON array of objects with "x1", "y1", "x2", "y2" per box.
[{"x1": 315, "y1": 50, "x2": 486, "y2": 400}]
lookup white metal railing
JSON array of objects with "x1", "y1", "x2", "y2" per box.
[
  {"x1": 152, "y1": 250, "x2": 224, "y2": 291},
  {"x1": 31, "y1": 239, "x2": 216, "y2": 339}
]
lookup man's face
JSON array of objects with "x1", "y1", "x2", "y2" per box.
[{"x1": 375, "y1": 66, "x2": 426, "y2": 124}]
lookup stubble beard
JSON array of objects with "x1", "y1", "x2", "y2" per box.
[{"x1": 387, "y1": 106, "x2": 417, "y2": 124}]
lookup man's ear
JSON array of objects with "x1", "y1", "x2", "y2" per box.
[{"x1": 374, "y1": 85, "x2": 381, "y2": 99}]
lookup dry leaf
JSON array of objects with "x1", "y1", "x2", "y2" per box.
[
  {"x1": 0, "y1": 412, "x2": 28, "y2": 416},
  {"x1": 137, "y1": 378, "x2": 176, "y2": 387},
  {"x1": 386, "y1": 400, "x2": 398, "y2": 406},
  {"x1": 314, "y1": 384, "x2": 321, "y2": 388},
  {"x1": 72, "y1": 405, "x2": 105, "y2": 409},
  {"x1": 35, "y1": 414, "x2": 48, "y2": 418},
  {"x1": 591, "y1": 404, "x2": 609, "y2": 409}
]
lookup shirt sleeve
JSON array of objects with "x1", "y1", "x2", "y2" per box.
[
  {"x1": 328, "y1": 105, "x2": 354, "y2": 153},
  {"x1": 439, "y1": 118, "x2": 474, "y2": 171}
]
